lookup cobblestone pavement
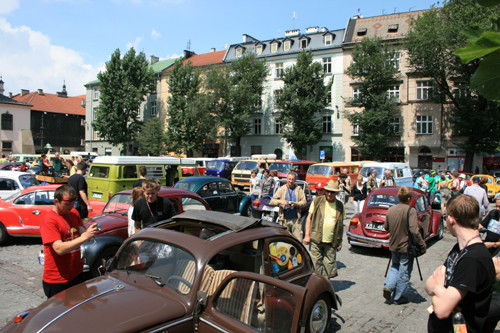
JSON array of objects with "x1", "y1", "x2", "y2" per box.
[{"x1": 0, "y1": 202, "x2": 499, "y2": 332}]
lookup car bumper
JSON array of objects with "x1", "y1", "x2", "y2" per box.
[{"x1": 346, "y1": 231, "x2": 389, "y2": 248}]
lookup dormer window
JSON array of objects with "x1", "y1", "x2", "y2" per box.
[
  {"x1": 324, "y1": 35, "x2": 332, "y2": 45},
  {"x1": 256, "y1": 45, "x2": 263, "y2": 55},
  {"x1": 284, "y1": 40, "x2": 291, "y2": 51},
  {"x1": 301, "y1": 39, "x2": 307, "y2": 49},
  {"x1": 271, "y1": 42, "x2": 278, "y2": 53},
  {"x1": 357, "y1": 28, "x2": 367, "y2": 36},
  {"x1": 388, "y1": 24, "x2": 399, "y2": 33},
  {"x1": 236, "y1": 48, "x2": 243, "y2": 58}
]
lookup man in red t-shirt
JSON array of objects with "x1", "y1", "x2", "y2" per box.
[{"x1": 40, "y1": 185, "x2": 99, "y2": 298}]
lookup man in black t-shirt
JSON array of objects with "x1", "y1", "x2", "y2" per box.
[
  {"x1": 426, "y1": 195, "x2": 496, "y2": 333},
  {"x1": 133, "y1": 166, "x2": 147, "y2": 188},
  {"x1": 67, "y1": 161, "x2": 92, "y2": 219},
  {"x1": 132, "y1": 179, "x2": 176, "y2": 232}
]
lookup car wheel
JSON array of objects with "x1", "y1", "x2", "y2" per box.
[
  {"x1": 0, "y1": 223, "x2": 8, "y2": 245},
  {"x1": 242, "y1": 201, "x2": 251, "y2": 217},
  {"x1": 306, "y1": 295, "x2": 331, "y2": 333},
  {"x1": 437, "y1": 217, "x2": 444, "y2": 240},
  {"x1": 90, "y1": 246, "x2": 119, "y2": 277}
]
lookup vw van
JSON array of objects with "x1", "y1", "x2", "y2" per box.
[
  {"x1": 359, "y1": 162, "x2": 413, "y2": 187},
  {"x1": 87, "y1": 156, "x2": 197, "y2": 201},
  {"x1": 181, "y1": 158, "x2": 214, "y2": 176},
  {"x1": 306, "y1": 162, "x2": 361, "y2": 191},
  {"x1": 231, "y1": 154, "x2": 279, "y2": 189},
  {"x1": 9, "y1": 154, "x2": 38, "y2": 165},
  {"x1": 269, "y1": 160, "x2": 318, "y2": 181}
]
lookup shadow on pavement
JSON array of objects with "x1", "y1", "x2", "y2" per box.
[
  {"x1": 331, "y1": 279, "x2": 355, "y2": 293},
  {"x1": 347, "y1": 244, "x2": 389, "y2": 258},
  {"x1": 3, "y1": 237, "x2": 42, "y2": 246}
]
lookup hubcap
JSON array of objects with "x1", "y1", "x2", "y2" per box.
[{"x1": 310, "y1": 299, "x2": 328, "y2": 332}]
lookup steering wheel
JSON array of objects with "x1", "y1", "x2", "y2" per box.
[{"x1": 166, "y1": 275, "x2": 192, "y2": 290}]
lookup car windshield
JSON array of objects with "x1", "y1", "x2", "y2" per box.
[
  {"x1": 206, "y1": 161, "x2": 224, "y2": 170},
  {"x1": 103, "y1": 193, "x2": 132, "y2": 213},
  {"x1": 175, "y1": 181, "x2": 197, "y2": 192},
  {"x1": 307, "y1": 165, "x2": 332, "y2": 176},
  {"x1": 19, "y1": 174, "x2": 40, "y2": 188},
  {"x1": 269, "y1": 162, "x2": 292, "y2": 173},
  {"x1": 234, "y1": 161, "x2": 258, "y2": 171},
  {"x1": 360, "y1": 167, "x2": 384, "y2": 179},
  {"x1": 367, "y1": 194, "x2": 400, "y2": 208},
  {"x1": 114, "y1": 239, "x2": 196, "y2": 295}
]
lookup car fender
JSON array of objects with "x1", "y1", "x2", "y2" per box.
[
  {"x1": 81, "y1": 235, "x2": 125, "y2": 269},
  {"x1": 238, "y1": 196, "x2": 252, "y2": 214},
  {"x1": 302, "y1": 274, "x2": 339, "y2": 315},
  {"x1": 431, "y1": 210, "x2": 442, "y2": 235}
]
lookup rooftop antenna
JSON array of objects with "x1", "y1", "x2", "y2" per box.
[
  {"x1": 186, "y1": 39, "x2": 191, "y2": 51},
  {"x1": 292, "y1": 11, "x2": 297, "y2": 29}
]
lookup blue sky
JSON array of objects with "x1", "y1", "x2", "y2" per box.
[{"x1": 0, "y1": 0, "x2": 439, "y2": 96}]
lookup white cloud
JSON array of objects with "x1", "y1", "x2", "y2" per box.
[
  {"x1": 151, "y1": 28, "x2": 161, "y2": 40},
  {"x1": 0, "y1": 18, "x2": 98, "y2": 96},
  {"x1": 126, "y1": 36, "x2": 142, "y2": 50},
  {"x1": 0, "y1": 0, "x2": 20, "y2": 14},
  {"x1": 162, "y1": 53, "x2": 181, "y2": 60}
]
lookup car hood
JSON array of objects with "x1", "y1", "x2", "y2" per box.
[
  {"x1": 84, "y1": 213, "x2": 128, "y2": 232},
  {"x1": 11, "y1": 274, "x2": 188, "y2": 333}
]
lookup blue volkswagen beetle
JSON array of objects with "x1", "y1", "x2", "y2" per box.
[{"x1": 175, "y1": 176, "x2": 252, "y2": 215}]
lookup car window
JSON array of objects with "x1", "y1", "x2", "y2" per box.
[
  {"x1": 234, "y1": 161, "x2": 258, "y2": 171},
  {"x1": 175, "y1": 181, "x2": 197, "y2": 192},
  {"x1": 13, "y1": 192, "x2": 35, "y2": 205},
  {"x1": 214, "y1": 277, "x2": 295, "y2": 332},
  {"x1": 218, "y1": 181, "x2": 234, "y2": 194},
  {"x1": 123, "y1": 166, "x2": 137, "y2": 179},
  {"x1": 415, "y1": 196, "x2": 426, "y2": 212},
  {"x1": 19, "y1": 174, "x2": 39, "y2": 188},
  {"x1": 367, "y1": 194, "x2": 399, "y2": 208},
  {"x1": 0, "y1": 178, "x2": 16, "y2": 191},
  {"x1": 145, "y1": 166, "x2": 164, "y2": 178},
  {"x1": 89, "y1": 166, "x2": 109, "y2": 178},
  {"x1": 360, "y1": 167, "x2": 384, "y2": 179},
  {"x1": 334, "y1": 167, "x2": 341, "y2": 175},
  {"x1": 268, "y1": 240, "x2": 304, "y2": 276},
  {"x1": 351, "y1": 166, "x2": 359, "y2": 173},
  {"x1": 34, "y1": 191, "x2": 54, "y2": 205},
  {"x1": 103, "y1": 194, "x2": 132, "y2": 213},
  {"x1": 181, "y1": 197, "x2": 208, "y2": 211},
  {"x1": 210, "y1": 241, "x2": 262, "y2": 274},
  {"x1": 396, "y1": 169, "x2": 404, "y2": 178}
]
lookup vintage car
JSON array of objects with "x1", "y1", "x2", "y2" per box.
[
  {"x1": 81, "y1": 187, "x2": 211, "y2": 277},
  {"x1": 0, "y1": 170, "x2": 40, "y2": 199},
  {"x1": 0, "y1": 184, "x2": 101, "y2": 245},
  {"x1": 471, "y1": 174, "x2": 500, "y2": 202},
  {"x1": 268, "y1": 160, "x2": 317, "y2": 181},
  {"x1": 250, "y1": 180, "x2": 314, "y2": 224},
  {"x1": 175, "y1": 176, "x2": 252, "y2": 216},
  {"x1": 4, "y1": 211, "x2": 339, "y2": 333},
  {"x1": 346, "y1": 187, "x2": 443, "y2": 248}
]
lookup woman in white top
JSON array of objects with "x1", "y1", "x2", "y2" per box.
[
  {"x1": 249, "y1": 169, "x2": 262, "y2": 202},
  {"x1": 128, "y1": 187, "x2": 144, "y2": 237}
]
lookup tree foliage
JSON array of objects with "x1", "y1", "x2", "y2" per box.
[
  {"x1": 205, "y1": 53, "x2": 268, "y2": 150},
  {"x1": 165, "y1": 59, "x2": 216, "y2": 155},
  {"x1": 137, "y1": 117, "x2": 166, "y2": 156},
  {"x1": 93, "y1": 48, "x2": 155, "y2": 148},
  {"x1": 406, "y1": 0, "x2": 500, "y2": 171},
  {"x1": 345, "y1": 38, "x2": 401, "y2": 160},
  {"x1": 275, "y1": 51, "x2": 330, "y2": 157}
]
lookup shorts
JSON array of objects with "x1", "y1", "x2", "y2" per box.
[{"x1": 440, "y1": 188, "x2": 451, "y2": 204}]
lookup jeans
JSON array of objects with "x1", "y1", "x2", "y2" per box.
[
  {"x1": 74, "y1": 201, "x2": 88, "y2": 219},
  {"x1": 384, "y1": 251, "x2": 414, "y2": 301}
]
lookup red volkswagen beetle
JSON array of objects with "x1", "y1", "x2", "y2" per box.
[{"x1": 346, "y1": 187, "x2": 443, "y2": 248}]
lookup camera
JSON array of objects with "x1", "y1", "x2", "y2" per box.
[{"x1": 96, "y1": 224, "x2": 102, "y2": 232}]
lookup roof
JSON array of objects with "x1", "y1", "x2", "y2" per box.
[
  {"x1": 12, "y1": 91, "x2": 85, "y2": 116},
  {"x1": 163, "y1": 50, "x2": 226, "y2": 73},
  {"x1": 343, "y1": 10, "x2": 428, "y2": 44},
  {"x1": 92, "y1": 155, "x2": 196, "y2": 165},
  {"x1": 0, "y1": 94, "x2": 31, "y2": 107},
  {"x1": 171, "y1": 210, "x2": 263, "y2": 232}
]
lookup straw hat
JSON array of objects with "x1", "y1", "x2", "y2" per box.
[{"x1": 324, "y1": 180, "x2": 341, "y2": 192}]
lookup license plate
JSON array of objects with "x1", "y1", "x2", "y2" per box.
[
  {"x1": 365, "y1": 222, "x2": 385, "y2": 231},
  {"x1": 263, "y1": 205, "x2": 279, "y2": 212},
  {"x1": 262, "y1": 215, "x2": 274, "y2": 222},
  {"x1": 92, "y1": 193, "x2": 103, "y2": 199},
  {"x1": 237, "y1": 183, "x2": 245, "y2": 186}
]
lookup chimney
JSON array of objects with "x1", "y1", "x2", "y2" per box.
[
  {"x1": 150, "y1": 55, "x2": 159, "y2": 65},
  {"x1": 285, "y1": 29, "x2": 300, "y2": 37},
  {"x1": 21, "y1": 89, "x2": 30, "y2": 96},
  {"x1": 37, "y1": 89, "x2": 44, "y2": 95},
  {"x1": 321, "y1": 27, "x2": 328, "y2": 32},
  {"x1": 211, "y1": 48, "x2": 216, "y2": 52},
  {"x1": 9, "y1": 92, "x2": 13, "y2": 98},
  {"x1": 183, "y1": 50, "x2": 196, "y2": 59},
  {"x1": 305, "y1": 27, "x2": 319, "y2": 34},
  {"x1": 0, "y1": 76, "x2": 4, "y2": 96},
  {"x1": 57, "y1": 82, "x2": 67, "y2": 97}
]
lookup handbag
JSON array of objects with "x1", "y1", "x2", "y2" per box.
[{"x1": 407, "y1": 207, "x2": 424, "y2": 257}]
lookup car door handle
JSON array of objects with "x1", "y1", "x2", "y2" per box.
[{"x1": 32, "y1": 210, "x2": 41, "y2": 215}]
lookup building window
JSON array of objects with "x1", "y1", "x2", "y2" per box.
[
  {"x1": 416, "y1": 115, "x2": 433, "y2": 134},
  {"x1": 151, "y1": 101, "x2": 157, "y2": 116},
  {"x1": 390, "y1": 52, "x2": 400, "y2": 70},
  {"x1": 93, "y1": 87, "x2": 99, "y2": 100},
  {"x1": 93, "y1": 107, "x2": 98, "y2": 122},
  {"x1": 417, "y1": 80, "x2": 433, "y2": 100},
  {"x1": 388, "y1": 117, "x2": 400, "y2": 135},
  {"x1": 353, "y1": 86, "x2": 361, "y2": 99},
  {"x1": 388, "y1": 24, "x2": 399, "y2": 33},
  {"x1": 275, "y1": 119, "x2": 282, "y2": 134},
  {"x1": 353, "y1": 122, "x2": 359, "y2": 136},
  {"x1": 357, "y1": 28, "x2": 367, "y2": 36},
  {"x1": 254, "y1": 119, "x2": 261, "y2": 135},
  {"x1": 323, "y1": 57, "x2": 332, "y2": 74},
  {"x1": 256, "y1": 45, "x2": 263, "y2": 55},
  {"x1": 1, "y1": 113, "x2": 13, "y2": 130},
  {"x1": 152, "y1": 80, "x2": 157, "y2": 94},
  {"x1": 300, "y1": 39, "x2": 307, "y2": 49},
  {"x1": 387, "y1": 85, "x2": 400, "y2": 103},
  {"x1": 284, "y1": 40, "x2": 291, "y2": 51},
  {"x1": 275, "y1": 63, "x2": 284, "y2": 78},
  {"x1": 271, "y1": 43, "x2": 278, "y2": 53},
  {"x1": 324, "y1": 35, "x2": 332, "y2": 45},
  {"x1": 236, "y1": 48, "x2": 243, "y2": 58},
  {"x1": 2, "y1": 141, "x2": 12, "y2": 152},
  {"x1": 323, "y1": 116, "x2": 332, "y2": 133},
  {"x1": 251, "y1": 146, "x2": 262, "y2": 155}
]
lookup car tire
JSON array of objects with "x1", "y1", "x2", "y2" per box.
[
  {"x1": 241, "y1": 201, "x2": 251, "y2": 217},
  {"x1": 90, "y1": 246, "x2": 119, "y2": 277},
  {"x1": 437, "y1": 217, "x2": 444, "y2": 240},
  {"x1": 306, "y1": 295, "x2": 331, "y2": 333},
  {"x1": 0, "y1": 223, "x2": 8, "y2": 245}
]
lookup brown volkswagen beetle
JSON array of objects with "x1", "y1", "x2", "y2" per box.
[{"x1": 2, "y1": 210, "x2": 340, "y2": 333}]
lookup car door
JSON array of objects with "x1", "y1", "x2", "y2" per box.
[
  {"x1": 414, "y1": 195, "x2": 431, "y2": 239},
  {"x1": 218, "y1": 181, "x2": 238, "y2": 213},
  {"x1": 0, "y1": 177, "x2": 20, "y2": 199},
  {"x1": 11, "y1": 190, "x2": 55, "y2": 235},
  {"x1": 200, "y1": 182, "x2": 223, "y2": 212},
  {"x1": 198, "y1": 271, "x2": 307, "y2": 333}
]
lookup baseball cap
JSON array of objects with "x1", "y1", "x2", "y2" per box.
[
  {"x1": 459, "y1": 174, "x2": 466, "y2": 179},
  {"x1": 316, "y1": 182, "x2": 326, "y2": 190}
]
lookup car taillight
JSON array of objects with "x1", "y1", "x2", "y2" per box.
[
  {"x1": 252, "y1": 200, "x2": 260, "y2": 208},
  {"x1": 109, "y1": 192, "x2": 112, "y2": 201},
  {"x1": 349, "y1": 218, "x2": 359, "y2": 228}
]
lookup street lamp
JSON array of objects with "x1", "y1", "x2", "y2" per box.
[{"x1": 45, "y1": 143, "x2": 53, "y2": 153}]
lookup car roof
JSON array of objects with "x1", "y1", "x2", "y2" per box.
[
  {"x1": 177, "y1": 176, "x2": 229, "y2": 184},
  {"x1": 370, "y1": 186, "x2": 425, "y2": 197},
  {"x1": 170, "y1": 210, "x2": 264, "y2": 232},
  {"x1": 0, "y1": 170, "x2": 34, "y2": 177},
  {"x1": 310, "y1": 162, "x2": 360, "y2": 167},
  {"x1": 271, "y1": 161, "x2": 317, "y2": 165},
  {"x1": 116, "y1": 186, "x2": 205, "y2": 197}
]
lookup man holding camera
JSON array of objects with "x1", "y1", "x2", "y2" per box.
[{"x1": 383, "y1": 187, "x2": 426, "y2": 304}]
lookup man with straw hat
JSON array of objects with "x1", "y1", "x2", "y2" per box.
[{"x1": 304, "y1": 180, "x2": 345, "y2": 279}]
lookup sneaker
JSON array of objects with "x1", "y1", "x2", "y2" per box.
[
  {"x1": 383, "y1": 287, "x2": 392, "y2": 301},
  {"x1": 394, "y1": 296, "x2": 409, "y2": 305}
]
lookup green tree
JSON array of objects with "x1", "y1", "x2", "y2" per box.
[
  {"x1": 165, "y1": 59, "x2": 216, "y2": 156},
  {"x1": 93, "y1": 48, "x2": 155, "y2": 149},
  {"x1": 275, "y1": 51, "x2": 331, "y2": 158},
  {"x1": 406, "y1": 0, "x2": 500, "y2": 172},
  {"x1": 345, "y1": 38, "x2": 401, "y2": 160},
  {"x1": 205, "y1": 53, "x2": 268, "y2": 154},
  {"x1": 137, "y1": 117, "x2": 166, "y2": 156}
]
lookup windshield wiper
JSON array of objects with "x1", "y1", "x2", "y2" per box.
[{"x1": 145, "y1": 273, "x2": 165, "y2": 287}]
